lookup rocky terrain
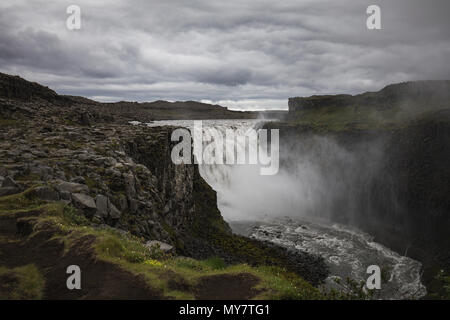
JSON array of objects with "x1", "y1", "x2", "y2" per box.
[
  {"x1": 2, "y1": 72, "x2": 448, "y2": 299},
  {"x1": 0, "y1": 73, "x2": 327, "y2": 299},
  {"x1": 289, "y1": 81, "x2": 450, "y2": 113},
  {"x1": 0, "y1": 72, "x2": 257, "y2": 123}
]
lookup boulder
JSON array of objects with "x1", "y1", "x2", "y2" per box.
[
  {"x1": 70, "y1": 176, "x2": 86, "y2": 184},
  {"x1": 56, "y1": 181, "x2": 89, "y2": 194},
  {"x1": 94, "y1": 195, "x2": 122, "y2": 220},
  {"x1": 145, "y1": 240, "x2": 174, "y2": 253},
  {"x1": 95, "y1": 195, "x2": 109, "y2": 218},
  {"x1": 109, "y1": 202, "x2": 121, "y2": 219},
  {"x1": 72, "y1": 193, "x2": 96, "y2": 215},
  {"x1": 2, "y1": 176, "x2": 19, "y2": 188}
]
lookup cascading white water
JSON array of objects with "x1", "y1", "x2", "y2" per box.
[
  {"x1": 145, "y1": 119, "x2": 427, "y2": 299},
  {"x1": 148, "y1": 119, "x2": 283, "y2": 221},
  {"x1": 193, "y1": 119, "x2": 284, "y2": 221}
]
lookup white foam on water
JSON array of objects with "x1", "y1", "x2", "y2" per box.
[{"x1": 250, "y1": 218, "x2": 426, "y2": 299}]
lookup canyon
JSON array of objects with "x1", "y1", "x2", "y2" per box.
[{"x1": 0, "y1": 72, "x2": 449, "y2": 299}]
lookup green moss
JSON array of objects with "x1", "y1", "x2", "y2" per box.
[
  {"x1": 203, "y1": 257, "x2": 226, "y2": 270},
  {"x1": 0, "y1": 187, "x2": 45, "y2": 212},
  {"x1": 0, "y1": 264, "x2": 45, "y2": 300},
  {"x1": 84, "y1": 176, "x2": 99, "y2": 191},
  {"x1": 283, "y1": 102, "x2": 450, "y2": 133},
  {"x1": 251, "y1": 265, "x2": 323, "y2": 300},
  {"x1": 189, "y1": 168, "x2": 230, "y2": 237},
  {"x1": 160, "y1": 220, "x2": 185, "y2": 251},
  {"x1": 322, "y1": 277, "x2": 375, "y2": 300},
  {"x1": 0, "y1": 186, "x2": 330, "y2": 300},
  {"x1": 95, "y1": 232, "x2": 166, "y2": 264},
  {"x1": 18, "y1": 202, "x2": 323, "y2": 299},
  {"x1": 62, "y1": 205, "x2": 89, "y2": 226}
]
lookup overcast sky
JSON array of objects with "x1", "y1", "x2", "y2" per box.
[{"x1": 1, "y1": 0, "x2": 449, "y2": 110}]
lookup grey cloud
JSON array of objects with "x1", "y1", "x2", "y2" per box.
[
  {"x1": 195, "y1": 68, "x2": 252, "y2": 86},
  {"x1": 0, "y1": 0, "x2": 449, "y2": 110}
]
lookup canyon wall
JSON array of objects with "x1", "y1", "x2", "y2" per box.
[{"x1": 268, "y1": 84, "x2": 450, "y2": 286}]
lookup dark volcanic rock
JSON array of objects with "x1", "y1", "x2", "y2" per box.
[
  {"x1": 0, "y1": 72, "x2": 60, "y2": 102},
  {"x1": 95, "y1": 195, "x2": 109, "y2": 219},
  {"x1": 2, "y1": 176, "x2": 19, "y2": 189},
  {"x1": 56, "y1": 182, "x2": 89, "y2": 194},
  {"x1": 289, "y1": 80, "x2": 450, "y2": 112},
  {"x1": 72, "y1": 193, "x2": 97, "y2": 216}
]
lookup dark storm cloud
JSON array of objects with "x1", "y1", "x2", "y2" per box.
[
  {"x1": 0, "y1": 0, "x2": 449, "y2": 110},
  {"x1": 195, "y1": 68, "x2": 252, "y2": 86}
]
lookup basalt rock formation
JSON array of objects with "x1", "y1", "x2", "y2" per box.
[{"x1": 289, "y1": 81, "x2": 450, "y2": 113}]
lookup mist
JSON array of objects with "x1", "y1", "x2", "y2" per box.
[{"x1": 199, "y1": 122, "x2": 389, "y2": 227}]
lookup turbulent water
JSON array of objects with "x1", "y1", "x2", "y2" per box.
[
  {"x1": 145, "y1": 119, "x2": 427, "y2": 299},
  {"x1": 233, "y1": 218, "x2": 426, "y2": 299}
]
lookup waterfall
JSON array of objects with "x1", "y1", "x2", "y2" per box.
[
  {"x1": 193, "y1": 120, "x2": 266, "y2": 220},
  {"x1": 144, "y1": 119, "x2": 427, "y2": 299},
  {"x1": 149, "y1": 119, "x2": 274, "y2": 221},
  {"x1": 145, "y1": 119, "x2": 427, "y2": 299},
  {"x1": 146, "y1": 119, "x2": 376, "y2": 223}
]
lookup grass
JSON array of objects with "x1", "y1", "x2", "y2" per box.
[
  {"x1": 0, "y1": 186, "x2": 384, "y2": 300},
  {"x1": 0, "y1": 264, "x2": 45, "y2": 299},
  {"x1": 0, "y1": 187, "x2": 324, "y2": 300},
  {"x1": 202, "y1": 257, "x2": 227, "y2": 270},
  {"x1": 0, "y1": 187, "x2": 45, "y2": 212},
  {"x1": 87, "y1": 222, "x2": 323, "y2": 299},
  {"x1": 281, "y1": 102, "x2": 450, "y2": 132},
  {"x1": 92, "y1": 250, "x2": 323, "y2": 300},
  {"x1": 0, "y1": 187, "x2": 339, "y2": 300}
]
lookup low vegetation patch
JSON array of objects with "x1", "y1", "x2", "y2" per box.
[
  {"x1": 0, "y1": 187, "x2": 375, "y2": 300},
  {"x1": 0, "y1": 188, "x2": 325, "y2": 300},
  {"x1": 281, "y1": 103, "x2": 450, "y2": 132},
  {"x1": 0, "y1": 187, "x2": 45, "y2": 212},
  {"x1": 0, "y1": 264, "x2": 45, "y2": 300}
]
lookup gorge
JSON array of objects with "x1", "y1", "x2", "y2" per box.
[
  {"x1": 0, "y1": 73, "x2": 449, "y2": 299},
  {"x1": 146, "y1": 118, "x2": 430, "y2": 299}
]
